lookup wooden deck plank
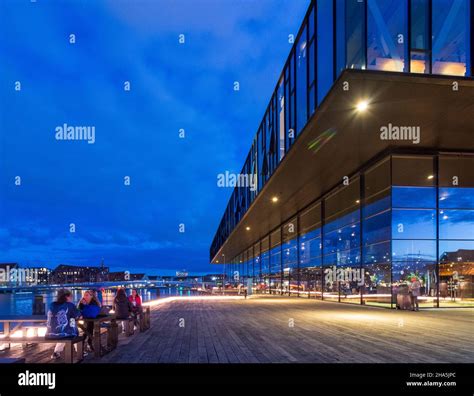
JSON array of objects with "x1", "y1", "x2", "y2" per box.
[{"x1": 2, "y1": 296, "x2": 472, "y2": 364}]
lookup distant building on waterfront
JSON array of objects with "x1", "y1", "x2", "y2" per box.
[
  {"x1": 107, "y1": 271, "x2": 148, "y2": 282},
  {"x1": 107, "y1": 271, "x2": 128, "y2": 282},
  {"x1": 51, "y1": 264, "x2": 109, "y2": 284},
  {"x1": 130, "y1": 273, "x2": 147, "y2": 281}
]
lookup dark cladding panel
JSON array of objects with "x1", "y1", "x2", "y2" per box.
[
  {"x1": 364, "y1": 157, "x2": 391, "y2": 198},
  {"x1": 439, "y1": 155, "x2": 474, "y2": 187},
  {"x1": 282, "y1": 217, "x2": 298, "y2": 242},
  {"x1": 261, "y1": 236, "x2": 270, "y2": 253},
  {"x1": 299, "y1": 202, "x2": 322, "y2": 234},
  {"x1": 270, "y1": 228, "x2": 281, "y2": 248},
  {"x1": 392, "y1": 155, "x2": 435, "y2": 186},
  {"x1": 324, "y1": 177, "x2": 361, "y2": 222}
]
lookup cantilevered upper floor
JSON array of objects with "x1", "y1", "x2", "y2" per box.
[{"x1": 210, "y1": 0, "x2": 473, "y2": 263}]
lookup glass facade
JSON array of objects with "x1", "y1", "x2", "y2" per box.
[
  {"x1": 223, "y1": 154, "x2": 474, "y2": 308},
  {"x1": 211, "y1": 0, "x2": 473, "y2": 262},
  {"x1": 211, "y1": 0, "x2": 474, "y2": 309}
]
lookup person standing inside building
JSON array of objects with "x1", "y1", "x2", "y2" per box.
[{"x1": 409, "y1": 276, "x2": 421, "y2": 311}]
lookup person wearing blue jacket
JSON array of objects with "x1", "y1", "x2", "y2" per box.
[
  {"x1": 77, "y1": 290, "x2": 101, "y2": 351},
  {"x1": 46, "y1": 289, "x2": 81, "y2": 359}
]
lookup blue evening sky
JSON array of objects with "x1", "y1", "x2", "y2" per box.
[{"x1": 0, "y1": 0, "x2": 309, "y2": 275}]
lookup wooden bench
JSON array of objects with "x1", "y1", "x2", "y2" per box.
[
  {"x1": 81, "y1": 316, "x2": 118, "y2": 358},
  {"x1": 1, "y1": 336, "x2": 85, "y2": 363},
  {"x1": 114, "y1": 318, "x2": 134, "y2": 336},
  {"x1": 139, "y1": 307, "x2": 151, "y2": 332}
]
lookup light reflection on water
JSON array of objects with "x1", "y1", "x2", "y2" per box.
[{"x1": 0, "y1": 287, "x2": 193, "y2": 318}]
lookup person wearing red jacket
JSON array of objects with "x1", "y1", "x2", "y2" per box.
[{"x1": 128, "y1": 289, "x2": 142, "y2": 328}]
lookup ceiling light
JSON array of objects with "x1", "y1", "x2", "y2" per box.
[{"x1": 355, "y1": 100, "x2": 369, "y2": 112}]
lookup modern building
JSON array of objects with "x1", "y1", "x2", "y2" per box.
[{"x1": 210, "y1": 0, "x2": 474, "y2": 308}]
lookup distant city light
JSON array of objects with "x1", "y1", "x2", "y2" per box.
[
  {"x1": 427, "y1": 174, "x2": 434, "y2": 179},
  {"x1": 245, "y1": 226, "x2": 250, "y2": 231},
  {"x1": 272, "y1": 196, "x2": 279, "y2": 203}
]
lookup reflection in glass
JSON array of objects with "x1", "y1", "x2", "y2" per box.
[
  {"x1": 439, "y1": 242, "x2": 474, "y2": 307},
  {"x1": 317, "y1": 0, "x2": 334, "y2": 105},
  {"x1": 439, "y1": 188, "x2": 474, "y2": 209},
  {"x1": 367, "y1": 0, "x2": 408, "y2": 72},
  {"x1": 392, "y1": 209, "x2": 436, "y2": 239},
  {"x1": 392, "y1": 186, "x2": 436, "y2": 208},
  {"x1": 296, "y1": 27, "x2": 307, "y2": 135},
  {"x1": 410, "y1": 0, "x2": 430, "y2": 73},
  {"x1": 345, "y1": 0, "x2": 366, "y2": 69},
  {"x1": 432, "y1": 0, "x2": 470, "y2": 76}
]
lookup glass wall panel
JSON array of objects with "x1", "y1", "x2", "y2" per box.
[
  {"x1": 277, "y1": 78, "x2": 286, "y2": 162},
  {"x1": 282, "y1": 218, "x2": 299, "y2": 295},
  {"x1": 392, "y1": 186, "x2": 436, "y2": 208},
  {"x1": 345, "y1": 0, "x2": 366, "y2": 70},
  {"x1": 432, "y1": 0, "x2": 470, "y2": 76},
  {"x1": 296, "y1": 27, "x2": 308, "y2": 135},
  {"x1": 269, "y1": 229, "x2": 282, "y2": 294},
  {"x1": 247, "y1": 247, "x2": 254, "y2": 288},
  {"x1": 367, "y1": 0, "x2": 408, "y2": 72},
  {"x1": 317, "y1": 0, "x2": 335, "y2": 105},
  {"x1": 439, "y1": 241, "x2": 474, "y2": 306},
  {"x1": 336, "y1": 0, "x2": 346, "y2": 77},
  {"x1": 439, "y1": 188, "x2": 474, "y2": 209},
  {"x1": 439, "y1": 156, "x2": 474, "y2": 188},
  {"x1": 261, "y1": 236, "x2": 270, "y2": 293},
  {"x1": 299, "y1": 202, "x2": 323, "y2": 298},
  {"x1": 438, "y1": 155, "x2": 474, "y2": 306},
  {"x1": 323, "y1": 178, "x2": 361, "y2": 303},
  {"x1": 253, "y1": 242, "x2": 262, "y2": 293},
  {"x1": 411, "y1": 0, "x2": 431, "y2": 73},
  {"x1": 392, "y1": 209, "x2": 436, "y2": 239},
  {"x1": 286, "y1": 52, "x2": 296, "y2": 151},
  {"x1": 392, "y1": 155, "x2": 437, "y2": 308},
  {"x1": 363, "y1": 154, "x2": 391, "y2": 298},
  {"x1": 392, "y1": 155, "x2": 436, "y2": 186}
]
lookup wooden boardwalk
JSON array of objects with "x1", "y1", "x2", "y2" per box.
[
  {"x1": 1, "y1": 296, "x2": 473, "y2": 363},
  {"x1": 91, "y1": 296, "x2": 473, "y2": 363}
]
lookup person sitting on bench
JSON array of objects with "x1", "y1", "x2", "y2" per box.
[
  {"x1": 113, "y1": 288, "x2": 133, "y2": 333},
  {"x1": 78, "y1": 290, "x2": 101, "y2": 352},
  {"x1": 45, "y1": 289, "x2": 81, "y2": 360}
]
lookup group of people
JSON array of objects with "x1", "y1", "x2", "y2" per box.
[{"x1": 46, "y1": 287, "x2": 143, "y2": 359}]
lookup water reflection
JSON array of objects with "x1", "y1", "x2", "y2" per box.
[{"x1": 0, "y1": 287, "x2": 192, "y2": 317}]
